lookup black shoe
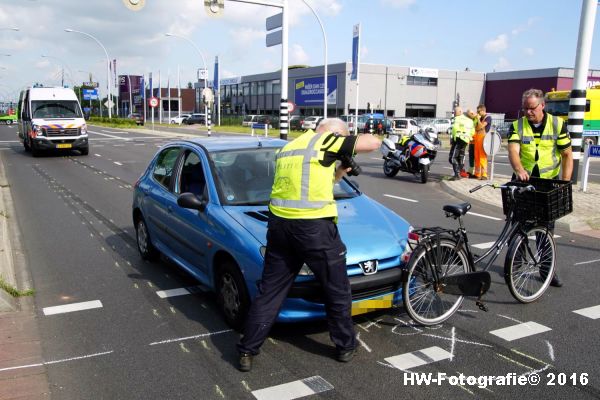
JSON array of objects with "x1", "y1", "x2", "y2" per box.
[
  {"x1": 550, "y1": 273, "x2": 563, "y2": 288},
  {"x1": 238, "y1": 353, "x2": 253, "y2": 372},
  {"x1": 336, "y1": 348, "x2": 357, "y2": 363}
]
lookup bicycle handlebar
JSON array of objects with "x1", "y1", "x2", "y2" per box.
[{"x1": 468, "y1": 182, "x2": 534, "y2": 194}]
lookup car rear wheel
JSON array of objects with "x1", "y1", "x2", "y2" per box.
[
  {"x1": 136, "y1": 215, "x2": 159, "y2": 261},
  {"x1": 216, "y1": 260, "x2": 250, "y2": 331}
]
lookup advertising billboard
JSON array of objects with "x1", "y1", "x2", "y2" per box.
[{"x1": 294, "y1": 75, "x2": 337, "y2": 106}]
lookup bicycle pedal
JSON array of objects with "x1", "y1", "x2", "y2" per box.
[{"x1": 475, "y1": 301, "x2": 488, "y2": 312}]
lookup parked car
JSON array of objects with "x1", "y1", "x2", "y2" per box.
[
  {"x1": 132, "y1": 137, "x2": 412, "y2": 329},
  {"x1": 301, "y1": 116, "x2": 323, "y2": 130},
  {"x1": 128, "y1": 113, "x2": 144, "y2": 126},
  {"x1": 242, "y1": 114, "x2": 264, "y2": 127},
  {"x1": 431, "y1": 118, "x2": 452, "y2": 134},
  {"x1": 183, "y1": 113, "x2": 206, "y2": 125},
  {"x1": 289, "y1": 115, "x2": 303, "y2": 130},
  {"x1": 170, "y1": 114, "x2": 192, "y2": 125},
  {"x1": 257, "y1": 115, "x2": 279, "y2": 129},
  {"x1": 390, "y1": 118, "x2": 420, "y2": 137}
]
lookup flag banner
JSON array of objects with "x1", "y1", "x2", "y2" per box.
[{"x1": 350, "y1": 24, "x2": 360, "y2": 81}]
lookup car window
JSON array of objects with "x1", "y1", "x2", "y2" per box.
[
  {"x1": 394, "y1": 120, "x2": 407, "y2": 128},
  {"x1": 152, "y1": 147, "x2": 181, "y2": 190},
  {"x1": 211, "y1": 149, "x2": 276, "y2": 205},
  {"x1": 177, "y1": 150, "x2": 206, "y2": 197}
]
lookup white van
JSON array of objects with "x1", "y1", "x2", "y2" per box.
[{"x1": 17, "y1": 87, "x2": 89, "y2": 156}]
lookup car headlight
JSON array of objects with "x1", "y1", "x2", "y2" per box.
[
  {"x1": 81, "y1": 124, "x2": 88, "y2": 135},
  {"x1": 34, "y1": 125, "x2": 44, "y2": 137}
]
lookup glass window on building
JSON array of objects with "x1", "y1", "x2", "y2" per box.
[
  {"x1": 257, "y1": 81, "x2": 265, "y2": 95},
  {"x1": 272, "y1": 80, "x2": 281, "y2": 95},
  {"x1": 250, "y1": 82, "x2": 257, "y2": 95},
  {"x1": 242, "y1": 83, "x2": 250, "y2": 96},
  {"x1": 407, "y1": 76, "x2": 438, "y2": 86},
  {"x1": 266, "y1": 81, "x2": 273, "y2": 94}
]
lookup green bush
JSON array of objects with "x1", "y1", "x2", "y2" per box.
[{"x1": 89, "y1": 116, "x2": 138, "y2": 127}]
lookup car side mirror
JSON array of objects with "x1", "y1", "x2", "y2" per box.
[{"x1": 177, "y1": 192, "x2": 207, "y2": 212}]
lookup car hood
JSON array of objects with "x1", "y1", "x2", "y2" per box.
[{"x1": 224, "y1": 195, "x2": 411, "y2": 264}]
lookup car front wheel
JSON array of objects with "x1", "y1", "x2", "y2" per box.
[{"x1": 216, "y1": 260, "x2": 250, "y2": 331}]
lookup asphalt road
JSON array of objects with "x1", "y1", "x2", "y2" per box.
[{"x1": 1, "y1": 124, "x2": 600, "y2": 399}]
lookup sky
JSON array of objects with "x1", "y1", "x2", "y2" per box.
[{"x1": 2, "y1": 0, "x2": 600, "y2": 102}]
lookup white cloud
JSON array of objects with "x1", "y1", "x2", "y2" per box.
[
  {"x1": 523, "y1": 47, "x2": 535, "y2": 56},
  {"x1": 511, "y1": 17, "x2": 540, "y2": 36},
  {"x1": 380, "y1": 0, "x2": 416, "y2": 8},
  {"x1": 494, "y1": 56, "x2": 511, "y2": 70},
  {"x1": 483, "y1": 34, "x2": 508, "y2": 53},
  {"x1": 290, "y1": 44, "x2": 309, "y2": 65}
]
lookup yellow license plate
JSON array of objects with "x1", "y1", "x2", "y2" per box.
[
  {"x1": 351, "y1": 294, "x2": 395, "y2": 316},
  {"x1": 56, "y1": 143, "x2": 72, "y2": 149}
]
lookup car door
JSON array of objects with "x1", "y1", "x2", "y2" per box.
[
  {"x1": 165, "y1": 148, "x2": 211, "y2": 275},
  {"x1": 144, "y1": 146, "x2": 182, "y2": 249}
]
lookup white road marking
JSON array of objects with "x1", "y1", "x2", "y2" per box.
[
  {"x1": 94, "y1": 154, "x2": 102, "y2": 157},
  {"x1": 384, "y1": 346, "x2": 452, "y2": 370},
  {"x1": 114, "y1": 161, "x2": 123, "y2": 166},
  {"x1": 371, "y1": 157, "x2": 383, "y2": 161},
  {"x1": 489, "y1": 321, "x2": 551, "y2": 341},
  {"x1": 251, "y1": 376, "x2": 333, "y2": 400},
  {"x1": 574, "y1": 258, "x2": 600, "y2": 266},
  {"x1": 89, "y1": 130, "x2": 127, "y2": 139},
  {"x1": 43, "y1": 300, "x2": 103, "y2": 316},
  {"x1": 383, "y1": 194, "x2": 418, "y2": 203},
  {"x1": 573, "y1": 305, "x2": 600, "y2": 319},
  {"x1": 149, "y1": 329, "x2": 233, "y2": 346},
  {"x1": 0, "y1": 351, "x2": 113, "y2": 372},
  {"x1": 467, "y1": 211, "x2": 502, "y2": 221},
  {"x1": 156, "y1": 288, "x2": 191, "y2": 298}
]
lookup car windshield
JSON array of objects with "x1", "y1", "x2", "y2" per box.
[
  {"x1": 394, "y1": 120, "x2": 408, "y2": 128},
  {"x1": 544, "y1": 100, "x2": 570, "y2": 117},
  {"x1": 210, "y1": 148, "x2": 360, "y2": 206},
  {"x1": 31, "y1": 100, "x2": 83, "y2": 119}
]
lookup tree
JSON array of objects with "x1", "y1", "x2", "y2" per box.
[{"x1": 187, "y1": 82, "x2": 193, "y2": 89}]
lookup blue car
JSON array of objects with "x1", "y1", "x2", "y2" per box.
[{"x1": 132, "y1": 136, "x2": 413, "y2": 330}]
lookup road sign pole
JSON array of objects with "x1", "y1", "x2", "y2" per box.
[{"x1": 581, "y1": 141, "x2": 590, "y2": 192}]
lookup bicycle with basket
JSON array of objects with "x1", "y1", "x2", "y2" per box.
[{"x1": 402, "y1": 177, "x2": 573, "y2": 326}]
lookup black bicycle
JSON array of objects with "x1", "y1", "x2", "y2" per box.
[{"x1": 402, "y1": 178, "x2": 572, "y2": 326}]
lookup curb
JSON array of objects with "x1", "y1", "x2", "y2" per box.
[{"x1": 0, "y1": 154, "x2": 16, "y2": 311}]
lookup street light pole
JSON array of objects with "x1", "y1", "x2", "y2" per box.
[
  {"x1": 301, "y1": 0, "x2": 327, "y2": 119},
  {"x1": 65, "y1": 28, "x2": 112, "y2": 118},
  {"x1": 165, "y1": 32, "x2": 211, "y2": 136}
]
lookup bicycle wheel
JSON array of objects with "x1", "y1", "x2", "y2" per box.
[
  {"x1": 403, "y1": 238, "x2": 470, "y2": 326},
  {"x1": 504, "y1": 225, "x2": 556, "y2": 303}
]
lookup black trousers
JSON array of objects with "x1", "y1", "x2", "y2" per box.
[
  {"x1": 449, "y1": 140, "x2": 467, "y2": 176},
  {"x1": 238, "y1": 215, "x2": 356, "y2": 355}
]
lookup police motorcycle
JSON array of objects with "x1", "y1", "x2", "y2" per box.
[{"x1": 380, "y1": 126, "x2": 439, "y2": 183}]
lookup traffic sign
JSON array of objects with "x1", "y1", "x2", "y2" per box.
[
  {"x1": 104, "y1": 99, "x2": 114, "y2": 109},
  {"x1": 483, "y1": 131, "x2": 501, "y2": 156},
  {"x1": 589, "y1": 144, "x2": 600, "y2": 157},
  {"x1": 83, "y1": 82, "x2": 99, "y2": 88},
  {"x1": 149, "y1": 97, "x2": 159, "y2": 108},
  {"x1": 287, "y1": 101, "x2": 296, "y2": 113}
]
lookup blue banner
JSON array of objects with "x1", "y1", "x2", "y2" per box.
[
  {"x1": 294, "y1": 75, "x2": 337, "y2": 106},
  {"x1": 589, "y1": 145, "x2": 600, "y2": 157},
  {"x1": 350, "y1": 24, "x2": 360, "y2": 81},
  {"x1": 214, "y1": 56, "x2": 219, "y2": 92}
]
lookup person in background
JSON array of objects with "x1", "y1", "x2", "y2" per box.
[
  {"x1": 449, "y1": 107, "x2": 475, "y2": 180},
  {"x1": 508, "y1": 88, "x2": 573, "y2": 288},
  {"x1": 236, "y1": 118, "x2": 381, "y2": 372},
  {"x1": 473, "y1": 104, "x2": 492, "y2": 179}
]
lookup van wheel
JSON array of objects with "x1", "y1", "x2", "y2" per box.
[
  {"x1": 5, "y1": 119, "x2": 12, "y2": 125},
  {"x1": 31, "y1": 141, "x2": 40, "y2": 157},
  {"x1": 216, "y1": 260, "x2": 250, "y2": 331},
  {"x1": 80, "y1": 147, "x2": 89, "y2": 156}
]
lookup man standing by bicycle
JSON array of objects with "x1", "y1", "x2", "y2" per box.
[
  {"x1": 507, "y1": 88, "x2": 573, "y2": 287},
  {"x1": 449, "y1": 107, "x2": 474, "y2": 180}
]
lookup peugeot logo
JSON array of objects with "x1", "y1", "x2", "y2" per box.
[{"x1": 358, "y1": 260, "x2": 378, "y2": 275}]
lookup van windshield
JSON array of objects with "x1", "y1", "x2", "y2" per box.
[
  {"x1": 394, "y1": 120, "x2": 408, "y2": 128},
  {"x1": 32, "y1": 100, "x2": 83, "y2": 119}
]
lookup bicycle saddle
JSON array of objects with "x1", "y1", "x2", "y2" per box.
[{"x1": 443, "y1": 202, "x2": 471, "y2": 217}]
